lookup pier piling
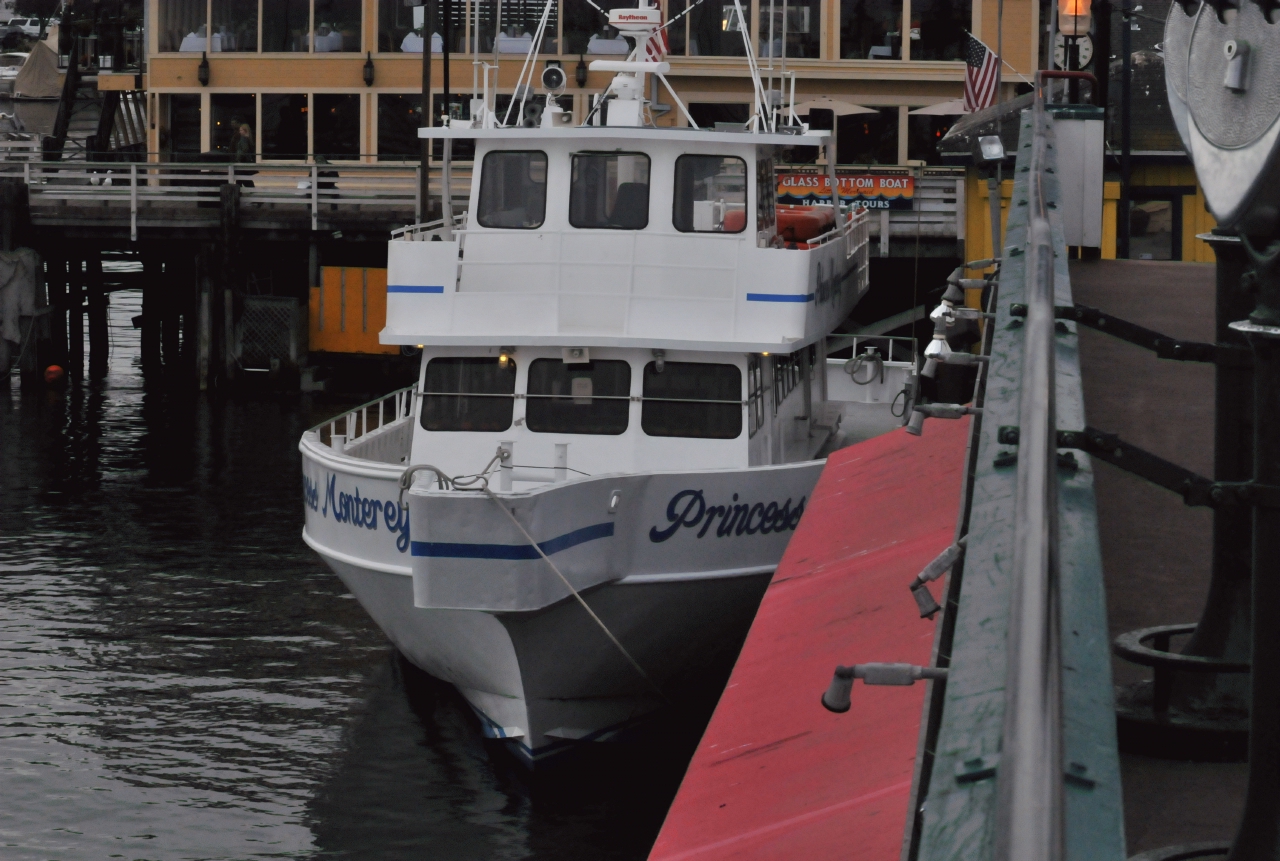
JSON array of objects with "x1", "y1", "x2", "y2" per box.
[
  {"x1": 141, "y1": 247, "x2": 161, "y2": 373},
  {"x1": 67, "y1": 258, "x2": 83, "y2": 381},
  {"x1": 87, "y1": 252, "x2": 107, "y2": 379}
]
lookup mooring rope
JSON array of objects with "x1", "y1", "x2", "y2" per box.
[{"x1": 481, "y1": 484, "x2": 668, "y2": 703}]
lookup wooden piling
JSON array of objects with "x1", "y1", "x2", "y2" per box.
[
  {"x1": 197, "y1": 245, "x2": 211, "y2": 391},
  {"x1": 67, "y1": 258, "x2": 83, "y2": 380},
  {"x1": 140, "y1": 245, "x2": 161, "y2": 373},
  {"x1": 87, "y1": 251, "x2": 107, "y2": 379},
  {"x1": 47, "y1": 255, "x2": 67, "y2": 364},
  {"x1": 161, "y1": 257, "x2": 181, "y2": 372},
  {"x1": 220, "y1": 184, "x2": 240, "y2": 383}
]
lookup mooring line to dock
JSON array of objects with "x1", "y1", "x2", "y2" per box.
[{"x1": 481, "y1": 485, "x2": 670, "y2": 704}]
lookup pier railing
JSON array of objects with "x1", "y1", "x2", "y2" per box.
[
  {"x1": 0, "y1": 160, "x2": 472, "y2": 238},
  {"x1": 907, "y1": 81, "x2": 1124, "y2": 861}
]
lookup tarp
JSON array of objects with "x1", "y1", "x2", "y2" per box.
[
  {"x1": 648, "y1": 417, "x2": 969, "y2": 861},
  {"x1": 14, "y1": 41, "x2": 63, "y2": 100},
  {"x1": 0, "y1": 248, "x2": 41, "y2": 372}
]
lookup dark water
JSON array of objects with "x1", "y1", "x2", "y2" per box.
[{"x1": 0, "y1": 291, "x2": 698, "y2": 860}]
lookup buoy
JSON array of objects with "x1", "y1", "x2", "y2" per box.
[{"x1": 44, "y1": 365, "x2": 65, "y2": 385}]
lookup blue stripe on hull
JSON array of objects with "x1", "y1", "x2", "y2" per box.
[
  {"x1": 388, "y1": 284, "x2": 445, "y2": 293},
  {"x1": 410, "y1": 521, "x2": 615, "y2": 560},
  {"x1": 746, "y1": 292, "x2": 815, "y2": 302}
]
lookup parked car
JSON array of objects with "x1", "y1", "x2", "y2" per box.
[{"x1": 3, "y1": 18, "x2": 41, "y2": 38}]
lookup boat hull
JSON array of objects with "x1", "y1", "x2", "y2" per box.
[{"x1": 300, "y1": 429, "x2": 820, "y2": 764}]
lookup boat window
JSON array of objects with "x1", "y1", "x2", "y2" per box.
[
  {"x1": 756, "y1": 156, "x2": 776, "y2": 236},
  {"x1": 477, "y1": 150, "x2": 548, "y2": 229},
  {"x1": 421, "y1": 357, "x2": 517, "y2": 432},
  {"x1": 570, "y1": 152, "x2": 650, "y2": 230},
  {"x1": 673, "y1": 155, "x2": 748, "y2": 234},
  {"x1": 642, "y1": 362, "x2": 743, "y2": 439},
  {"x1": 526, "y1": 359, "x2": 632, "y2": 435},
  {"x1": 747, "y1": 355, "x2": 766, "y2": 437}
]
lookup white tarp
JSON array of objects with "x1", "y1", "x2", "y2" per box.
[
  {"x1": 0, "y1": 248, "x2": 42, "y2": 373},
  {"x1": 13, "y1": 41, "x2": 63, "y2": 101}
]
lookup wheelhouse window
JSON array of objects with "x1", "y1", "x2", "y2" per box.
[
  {"x1": 642, "y1": 362, "x2": 743, "y2": 439},
  {"x1": 570, "y1": 152, "x2": 650, "y2": 230},
  {"x1": 526, "y1": 359, "x2": 631, "y2": 435},
  {"x1": 673, "y1": 155, "x2": 748, "y2": 234},
  {"x1": 421, "y1": 358, "x2": 517, "y2": 432},
  {"x1": 477, "y1": 150, "x2": 548, "y2": 229}
]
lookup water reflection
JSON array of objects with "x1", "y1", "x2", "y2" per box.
[{"x1": 0, "y1": 289, "x2": 693, "y2": 860}]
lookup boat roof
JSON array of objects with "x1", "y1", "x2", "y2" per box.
[{"x1": 417, "y1": 125, "x2": 831, "y2": 147}]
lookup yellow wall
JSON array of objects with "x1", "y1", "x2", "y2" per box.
[
  {"x1": 965, "y1": 174, "x2": 1012, "y2": 269},
  {"x1": 310, "y1": 267, "x2": 399, "y2": 355}
]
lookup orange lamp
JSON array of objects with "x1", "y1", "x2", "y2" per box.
[{"x1": 1058, "y1": 0, "x2": 1092, "y2": 37}]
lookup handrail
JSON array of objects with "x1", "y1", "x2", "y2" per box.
[
  {"x1": 311, "y1": 385, "x2": 416, "y2": 452},
  {"x1": 992, "y1": 84, "x2": 1064, "y2": 861}
]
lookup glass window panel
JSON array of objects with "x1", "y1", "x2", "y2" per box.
[
  {"x1": 262, "y1": 93, "x2": 309, "y2": 159},
  {"x1": 379, "y1": 0, "x2": 419, "y2": 51},
  {"x1": 837, "y1": 106, "x2": 899, "y2": 164},
  {"x1": 689, "y1": 0, "x2": 750, "y2": 56},
  {"x1": 211, "y1": 0, "x2": 258, "y2": 51},
  {"x1": 470, "y1": 0, "x2": 497, "y2": 53},
  {"x1": 263, "y1": 0, "x2": 310, "y2": 52},
  {"x1": 673, "y1": 155, "x2": 747, "y2": 234},
  {"x1": 314, "y1": 94, "x2": 361, "y2": 158},
  {"x1": 759, "y1": 0, "x2": 821, "y2": 59},
  {"x1": 907, "y1": 115, "x2": 955, "y2": 165},
  {"x1": 488, "y1": 0, "x2": 559, "y2": 54},
  {"x1": 477, "y1": 151, "x2": 548, "y2": 228},
  {"x1": 642, "y1": 362, "x2": 743, "y2": 439},
  {"x1": 526, "y1": 359, "x2": 631, "y2": 435},
  {"x1": 377, "y1": 93, "x2": 422, "y2": 161},
  {"x1": 167, "y1": 94, "x2": 201, "y2": 156},
  {"x1": 313, "y1": 0, "x2": 362, "y2": 51},
  {"x1": 161, "y1": 0, "x2": 208, "y2": 52},
  {"x1": 565, "y1": 0, "x2": 633, "y2": 57},
  {"x1": 839, "y1": 0, "x2": 900, "y2": 59},
  {"x1": 570, "y1": 152, "x2": 650, "y2": 230},
  {"x1": 210, "y1": 94, "x2": 256, "y2": 156},
  {"x1": 688, "y1": 102, "x2": 750, "y2": 128},
  {"x1": 421, "y1": 358, "x2": 517, "y2": 432},
  {"x1": 909, "y1": 0, "x2": 968, "y2": 60},
  {"x1": 667, "y1": 0, "x2": 688, "y2": 55}
]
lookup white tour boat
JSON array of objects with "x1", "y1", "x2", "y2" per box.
[{"x1": 300, "y1": 1, "x2": 915, "y2": 765}]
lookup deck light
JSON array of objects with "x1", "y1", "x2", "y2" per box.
[
  {"x1": 652, "y1": 348, "x2": 665, "y2": 373},
  {"x1": 499, "y1": 346, "x2": 515, "y2": 367},
  {"x1": 977, "y1": 135, "x2": 1004, "y2": 162},
  {"x1": 197, "y1": 52, "x2": 209, "y2": 86},
  {"x1": 363, "y1": 52, "x2": 375, "y2": 87},
  {"x1": 1057, "y1": 0, "x2": 1092, "y2": 37}
]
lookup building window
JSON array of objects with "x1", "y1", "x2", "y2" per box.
[
  {"x1": 167, "y1": 94, "x2": 201, "y2": 156},
  {"x1": 314, "y1": 0, "x2": 363, "y2": 51},
  {"x1": 564, "y1": 0, "x2": 629, "y2": 56},
  {"x1": 497, "y1": 0, "x2": 560, "y2": 53},
  {"x1": 570, "y1": 152, "x2": 650, "y2": 230},
  {"x1": 161, "y1": 0, "x2": 208, "y2": 52},
  {"x1": 908, "y1": 114, "x2": 956, "y2": 165},
  {"x1": 759, "y1": 0, "x2": 821, "y2": 59},
  {"x1": 673, "y1": 155, "x2": 747, "y2": 234},
  {"x1": 211, "y1": 0, "x2": 259, "y2": 51},
  {"x1": 839, "y1": 107, "x2": 899, "y2": 164},
  {"x1": 262, "y1": 94, "x2": 309, "y2": 159},
  {"x1": 263, "y1": 0, "x2": 311, "y2": 51},
  {"x1": 314, "y1": 94, "x2": 361, "y2": 158},
  {"x1": 642, "y1": 362, "x2": 743, "y2": 439},
  {"x1": 525, "y1": 359, "x2": 631, "y2": 434},
  {"x1": 210, "y1": 94, "x2": 256, "y2": 156},
  {"x1": 689, "y1": 0, "x2": 751, "y2": 56},
  {"x1": 477, "y1": 151, "x2": 548, "y2": 229},
  {"x1": 378, "y1": 94, "x2": 422, "y2": 161},
  {"x1": 421, "y1": 357, "x2": 517, "y2": 432},
  {"x1": 688, "y1": 103, "x2": 750, "y2": 129},
  {"x1": 909, "y1": 0, "x2": 968, "y2": 60},
  {"x1": 840, "y1": 0, "x2": 900, "y2": 59},
  {"x1": 378, "y1": 0, "x2": 459, "y2": 52}
]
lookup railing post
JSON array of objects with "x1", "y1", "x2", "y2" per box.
[
  {"x1": 311, "y1": 164, "x2": 318, "y2": 232},
  {"x1": 415, "y1": 164, "x2": 422, "y2": 225}
]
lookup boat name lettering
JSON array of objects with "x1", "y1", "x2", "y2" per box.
[
  {"x1": 648, "y1": 489, "x2": 805, "y2": 543},
  {"x1": 305, "y1": 473, "x2": 411, "y2": 553}
]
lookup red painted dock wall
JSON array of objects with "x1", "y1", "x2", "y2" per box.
[{"x1": 649, "y1": 418, "x2": 969, "y2": 861}]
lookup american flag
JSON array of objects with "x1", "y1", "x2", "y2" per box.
[
  {"x1": 643, "y1": 15, "x2": 669, "y2": 61},
  {"x1": 964, "y1": 35, "x2": 1000, "y2": 112}
]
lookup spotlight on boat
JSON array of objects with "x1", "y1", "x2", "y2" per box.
[
  {"x1": 652, "y1": 348, "x2": 665, "y2": 373},
  {"x1": 499, "y1": 346, "x2": 515, "y2": 367},
  {"x1": 822, "y1": 666, "x2": 855, "y2": 713},
  {"x1": 978, "y1": 135, "x2": 1005, "y2": 163}
]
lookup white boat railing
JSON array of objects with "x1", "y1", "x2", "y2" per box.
[{"x1": 314, "y1": 386, "x2": 416, "y2": 461}]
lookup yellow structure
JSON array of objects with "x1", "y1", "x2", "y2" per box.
[
  {"x1": 142, "y1": 0, "x2": 1041, "y2": 165},
  {"x1": 310, "y1": 266, "x2": 399, "y2": 355}
]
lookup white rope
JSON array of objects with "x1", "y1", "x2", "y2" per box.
[{"x1": 481, "y1": 485, "x2": 668, "y2": 701}]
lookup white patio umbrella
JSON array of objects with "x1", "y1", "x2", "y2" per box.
[
  {"x1": 791, "y1": 96, "x2": 879, "y2": 116},
  {"x1": 909, "y1": 98, "x2": 969, "y2": 115}
]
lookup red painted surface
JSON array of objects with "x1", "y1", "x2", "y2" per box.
[{"x1": 648, "y1": 418, "x2": 969, "y2": 861}]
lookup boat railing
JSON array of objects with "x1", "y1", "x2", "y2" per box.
[
  {"x1": 312, "y1": 385, "x2": 416, "y2": 464},
  {"x1": 391, "y1": 210, "x2": 469, "y2": 241}
]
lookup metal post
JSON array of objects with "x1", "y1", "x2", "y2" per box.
[
  {"x1": 420, "y1": 0, "x2": 433, "y2": 218},
  {"x1": 1118, "y1": 2, "x2": 1132, "y2": 259}
]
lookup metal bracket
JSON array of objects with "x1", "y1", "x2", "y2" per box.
[
  {"x1": 1008, "y1": 302, "x2": 1251, "y2": 366},
  {"x1": 996, "y1": 425, "x2": 1280, "y2": 508}
]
